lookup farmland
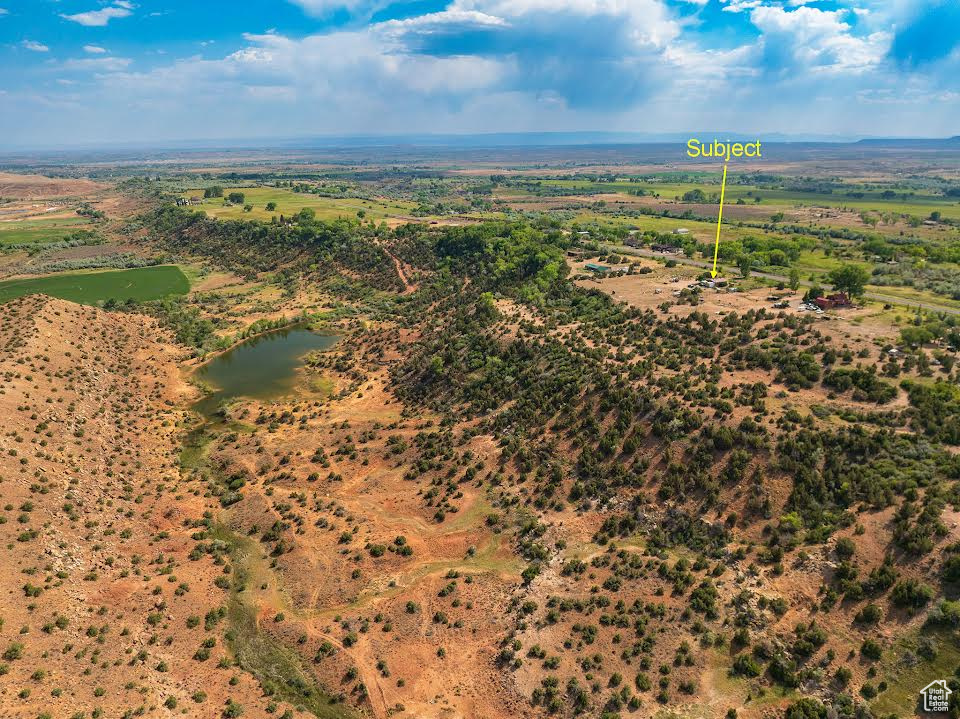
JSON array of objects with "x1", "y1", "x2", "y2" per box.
[
  {"x1": 0, "y1": 216, "x2": 96, "y2": 245},
  {"x1": 531, "y1": 176, "x2": 960, "y2": 219},
  {"x1": 0, "y1": 265, "x2": 190, "y2": 304},
  {"x1": 182, "y1": 186, "x2": 420, "y2": 223}
]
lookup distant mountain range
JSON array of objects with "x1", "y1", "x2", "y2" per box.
[
  {"x1": 282, "y1": 132, "x2": 859, "y2": 147},
  {"x1": 208, "y1": 131, "x2": 960, "y2": 149},
  {"x1": 854, "y1": 136, "x2": 960, "y2": 146}
]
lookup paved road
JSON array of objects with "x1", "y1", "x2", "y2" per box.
[{"x1": 600, "y1": 243, "x2": 960, "y2": 317}]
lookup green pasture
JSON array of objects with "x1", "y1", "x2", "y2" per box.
[
  {"x1": 536, "y1": 178, "x2": 960, "y2": 219},
  {"x1": 0, "y1": 265, "x2": 190, "y2": 305},
  {"x1": 183, "y1": 186, "x2": 419, "y2": 222},
  {"x1": 572, "y1": 211, "x2": 791, "y2": 245},
  {"x1": 863, "y1": 282, "x2": 960, "y2": 310},
  {"x1": 0, "y1": 217, "x2": 93, "y2": 245},
  {"x1": 791, "y1": 250, "x2": 870, "y2": 274}
]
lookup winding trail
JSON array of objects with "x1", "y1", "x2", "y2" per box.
[{"x1": 384, "y1": 249, "x2": 415, "y2": 294}]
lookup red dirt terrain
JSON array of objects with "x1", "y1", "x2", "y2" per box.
[{"x1": 0, "y1": 296, "x2": 296, "y2": 718}]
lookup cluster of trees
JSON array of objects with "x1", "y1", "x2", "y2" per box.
[
  {"x1": 897, "y1": 313, "x2": 960, "y2": 351},
  {"x1": 19, "y1": 251, "x2": 160, "y2": 275},
  {"x1": 828, "y1": 265, "x2": 869, "y2": 296},
  {"x1": 823, "y1": 367, "x2": 897, "y2": 404},
  {"x1": 149, "y1": 205, "x2": 401, "y2": 291},
  {"x1": 123, "y1": 296, "x2": 221, "y2": 355},
  {"x1": 872, "y1": 262, "x2": 960, "y2": 301},
  {"x1": 697, "y1": 233, "x2": 816, "y2": 273},
  {"x1": 804, "y1": 265, "x2": 871, "y2": 299},
  {"x1": 680, "y1": 188, "x2": 719, "y2": 203},
  {"x1": 902, "y1": 380, "x2": 960, "y2": 444},
  {"x1": 75, "y1": 202, "x2": 106, "y2": 219}
]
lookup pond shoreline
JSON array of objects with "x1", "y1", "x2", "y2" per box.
[
  {"x1": 188, "y1": 315, "x2": 332, "y2": 367},
  {"x1": 190, "y1": 325, "x2": 339, "y2": 420}
]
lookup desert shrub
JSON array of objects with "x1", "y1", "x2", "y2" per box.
[
  {"x1": 854, "y1": 603, "x2": 883, "y2": 625},
  {"x1": 784, "y1": 698, "x2": 826, "y2": 719},
  {"x1": 891, "y1": 579, "x2": 934, "y2": 608},
  {"x1": 731, "y1": 654, "x2": 761, "y2": 678},
  {"x1": 860, "y1": 639, "x2": 883, "y2": 660}
]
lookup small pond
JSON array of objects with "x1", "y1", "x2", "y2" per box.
[{"x1": 193, "y1": 327, "x2": 338, "y2": 418}]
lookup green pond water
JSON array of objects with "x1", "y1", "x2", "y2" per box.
[{"x1": 194, "y1": 327, "x2": 338, "y2": 418}]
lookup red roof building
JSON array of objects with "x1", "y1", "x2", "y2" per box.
[{"x1": 813, "y1": 292, "x2": 852, "y2": 310}]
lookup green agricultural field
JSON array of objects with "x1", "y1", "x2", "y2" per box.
[
  {"x1": 539, "y1": 178, "x2": 960, "y2": 219},
  {"x1": 863, "y1": 282, "x2": 960, "y2": 310},
  {"x1": 183, "y1": 187, "x2": 419, "y2": 222},
  {"x1": 0, "y1": 265, "x2": 190, "y2": 305},
  {"x1": 572, "y1": 211, "x2": 713, "y2": 234},
  {"x1": 572, "y1": 210, "x2": 793, "y2": 245},
  {"x1": 0, "y1": 217, "x2": 94, "y2": 245},
  {"x1": 790, "y1": 250, "x2": 872, "y2": 275}
]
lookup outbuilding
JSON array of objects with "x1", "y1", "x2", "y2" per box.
[
  {"x1": 813, "y1": 292, "x2": 852, "y2": 310},
  {"x1": 585, "y1": 262, "x2": 612, "y2": 273}
]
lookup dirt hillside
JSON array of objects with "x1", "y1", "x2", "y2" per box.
[{"x1": 0, "y1": 296, "x2": 299, "y2": 718}]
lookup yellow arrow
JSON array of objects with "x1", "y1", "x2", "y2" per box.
[{"x1": 711, "y1": 162, "x2": 729, "y2": 278}]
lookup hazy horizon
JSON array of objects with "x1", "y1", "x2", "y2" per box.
[{"x1": 4, "y1": 130, "x2": 960, "y2": 156}]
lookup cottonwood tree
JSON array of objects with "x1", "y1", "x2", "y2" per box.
[{"x1": 828, "y1": 264, "x2": 870, "y2": 297}]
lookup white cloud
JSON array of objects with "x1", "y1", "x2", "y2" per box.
[
  {"x1": 750, "y1": 5, "x2": 889, "y2": 73},
  {"x1": 856, "y1": 86, "x2": 960, "y2": 106},
  {"x1": 22, "y1": 40, "x2": 49, "y2": 52},
  {"x1": 61, "y1": 56, "x2": 132, "y2": 72},
  {"x1": 750, "y1": 5, "x2": 849, "y2": 40},
  {"x1": 13, "y1": 0, "x2": 687, "y2": 137},
  {"x1": 61, "y1": 3, "x2": 133, "y2": 27},
  {"x1": 0, "y1": 8, "x2": 8, "y2": 16},
  {"x1": 455, "y1": 0, "x2": 680, "y2": 46},
  {"x1": 286, "y1": 0, "x2": 371, "y2": 15},
  {"x1": 378, "y1": 9, "x2": 509, "y2": 35},
  {"x1": 5, "y1": 0, "x2": 957, "y2": 146},
  {"x1": 665, "y1": 42, "x2": 757, "y2": 82},
  {"x1": 95, "y1": 27, "x2": 506, "y2": 110},
  {"x1": 244, "y1": 85, "x2": 296, "y2": 101},
  {"x1": 230, "y1": 29, "x2": 506, "y2": 94},
  {"x1": 721, "y1": 0, "x2": 763, "y2": 13}
]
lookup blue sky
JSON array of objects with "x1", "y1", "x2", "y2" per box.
[{"x1": 0, "y1": 0, "x2": 957, "y2": 148}]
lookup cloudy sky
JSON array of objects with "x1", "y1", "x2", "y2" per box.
[{"x1": 0, "y1": 0, "x2": 958, "y2": 148}]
